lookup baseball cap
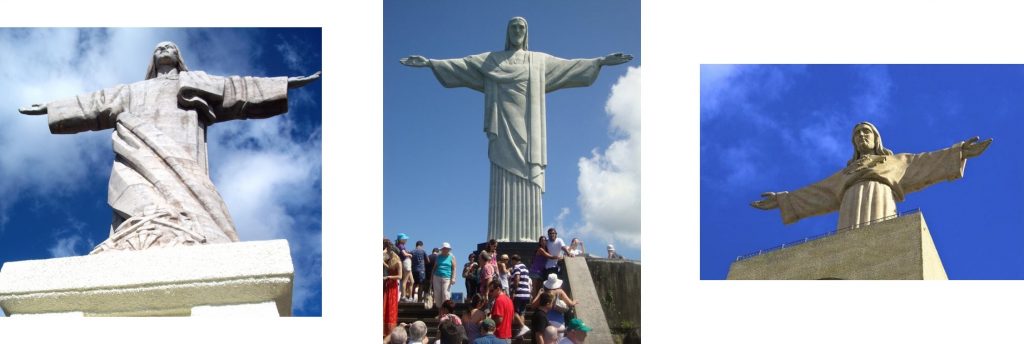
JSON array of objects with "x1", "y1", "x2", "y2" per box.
[{"x1": 566, "y1": 318, "x2": 592, "y2": 333}]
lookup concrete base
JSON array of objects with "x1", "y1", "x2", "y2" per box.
[
  {"x1": 728, "y1": 212, "x2": 948, "y2": 280},
  {"x1": 0, "y1": 240, "x2": 294, "y2": 316}
]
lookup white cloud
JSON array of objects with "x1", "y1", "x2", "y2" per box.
[
  {"x1": 575, "y1": 66, "x2": 641, "y2": 249},
  {"x1": 852, "y1": 65, "x2": 892, "y2": 121},
  {"x1": 48, "y1": 235, "x2": 87, "y2": 258},
  {"x1": 210, "y1": 115, "x2": 323, "y2": 313}
]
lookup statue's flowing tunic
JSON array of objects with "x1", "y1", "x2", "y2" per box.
[
  {"x1": 777, "y1": 143, "x2": 968, "y2": 229},
  {"x1": 46, "y1": 71, "x2": 288, "y2": 251},
  {"x1": 429, "y1": 50, "x2": 602, "y2": 242}
]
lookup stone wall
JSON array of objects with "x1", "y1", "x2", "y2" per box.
[{"x1": 585, "y1": 258, "x2": 641, "y2": 331}]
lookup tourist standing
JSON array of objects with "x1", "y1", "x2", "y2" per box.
[
  {"x1": 509, "y1": 254, "x2": 533, "y2": 338},
  {"x1": 497, "y1": 254, "x2": 511, "y2": 294},
  {"x1": 531, "y1": 236, "x2": 556, "y2": 298},
  {"x1": 567, "y1": 238, "x2": 585, "y2": 257},
  {"x1": 478, "y1": 251, "x2": 495, "y2": 297},
  {"x1": 487, "y1": 280, "x2": 515, "y2": 342},
  {"x1": 545, "y1": 228, "x2": 569, "y2": 277},
  {"x1": 531, "y1": 293, "x2": 554, "y2": 344},
  {"x1": 396, "y1": 234, "x2": 413, "y2": 301},
  {"x1": 463, "y1": 252, "x2": 479, "y2": 302},
  {"x1": 411, "y1": 241, "x2": 428, "y2": 302},
  {"x1": 607, "y1": 244, "x2": 624, "y2": 259},
  {"x1": 463, "y1": 294, "x2": 487, "y2": 343},
  {"x1": 431, "y1": 242, "x2": 457, "y2": 309},
  {"x1": 531, "y1": 274, "x2": 577, "y2": 332},
  {"x1": 383, "y1": 239, "x2": 403, "y2": 336}
]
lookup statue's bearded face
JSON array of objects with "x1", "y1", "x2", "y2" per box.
[
  {"x1": 153, "y1": 42, "x2": 180, "y2": 67},
  {"x1": 854, "y1": 125, "x2": 877, "y2": 154},
  {"x1": 508, "y1": 20, "x2": 526, "y2": 48}
]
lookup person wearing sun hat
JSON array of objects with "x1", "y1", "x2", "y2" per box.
[
  {"x1": 432, "y1": 242, "x2": 456, "y2": 309},
  {"x1": 530, "y1": 273, "x2": 577, "y2": 332},
  {"x1": 606, "y1": 244, "x2": 623, "y2": 259},
  {"x1": 557, "y1": 318, "x2": 592, "y2": 343}
]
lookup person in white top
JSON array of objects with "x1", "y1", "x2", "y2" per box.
[
  {"x1": 566, "y1": 238, "x2": 585, "y2": 257},
  {"x1": 544, "y1": 228, "x2": 570, "y2": 276}
]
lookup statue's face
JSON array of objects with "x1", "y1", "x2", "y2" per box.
[
  {"x1": 153, "y1": 42, "x2": 180, "y2": 67},
  {"x1": 854, "y1": 125, "x2": 877, "y2": 154},
  {"x1": 508, "y1": 20, "x2": 526, "y2": 48}
]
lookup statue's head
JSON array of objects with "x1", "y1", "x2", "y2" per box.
[
  {"x1": 849, "y1": 122, "x2": 893, "y2": 164},
  {"x1": 505, "y1": 17, "x2": 528, "y2": 51},
  {"x1": 145, "y1": 41, "x2": 189, "y2": 80}
]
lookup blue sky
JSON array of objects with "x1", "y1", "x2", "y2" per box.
[
  {"x1": 384, "y1": 1, "x2": 641, "y2": 296},
  {"x1": 0, "y1": 28, "x2": 323, "y2": 315},
  {"x1": 701, "y1": 65, "x2": 1024, "y2": 279}
]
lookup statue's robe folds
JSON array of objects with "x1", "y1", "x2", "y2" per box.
[
  {"x1": 776, "y1": 143, "x2": 968, "y2": 229},
  {"x1": 429, "y1": 51, "x2": 602, "y2": 242},
  {"x1": 46, "y1": 71, "x2": 288, "y2": 251}
]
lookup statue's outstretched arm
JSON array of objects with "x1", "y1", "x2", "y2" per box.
[
  {"x1": 962, "y1": 136, "x2": 993, "y2": 158},
  {"x1": 18, "y1": 103, "x2": 47, "y2": 115},
  {"x1": 599, "y1": 52, "x2": 633, "y2": 66},
  {"x1": 751, "y1": 192, "x2": 782, "y2": 210},
  {"x1": 288, "y1": 71, "x2": 322, "y2": 89},
  {"x1": 400, "y1": 55, "x2": 430, "y2": 68}
]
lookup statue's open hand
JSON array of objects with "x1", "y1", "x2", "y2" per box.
[
  {"x1": 287, "y1": 71, "x2": 322, "y2": 89},
  {"x1": 751, "y1": 192, "x2": 781, "y2": 210},
  {"x1": 400, "y1": 55, "x2": 429, "y2": 67},
  {"x1": 962, "y1": 136, "x2": 993, "y2": 158},
  {"x1": 18, "y1": 104, "x2": 47, "y2": 115},
  {"x1": 601, "y1": 53, "x2": 633, "y2": 66}
]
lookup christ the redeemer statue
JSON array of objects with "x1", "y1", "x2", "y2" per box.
[
  {"x1": 400, "y1": 16, "x2": 633, "y2": 242},
  {"x1": 752, "y1": 122, "x2": 991, "y2": 229},
  {"x1": 18, "y1": 41, "x2": 321, "y2": 254}
]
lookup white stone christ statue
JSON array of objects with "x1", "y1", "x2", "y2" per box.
[
  {"x1": 752, "y1": 122, "x2": 992, "y2": 229},
  {"x1": 18, "y1": 41, "x2": 321, "y2": 254},
  {"x1": 400, "y1": 16, "x2": 633, "y2": 242}
]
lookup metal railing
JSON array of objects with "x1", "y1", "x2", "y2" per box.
[{"x1": 734, "y1": 208, "x2": 921, "y2": 262}]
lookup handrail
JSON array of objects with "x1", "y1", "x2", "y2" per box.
[{"x1": 734, "y1": 208, "x2": 921, "y2": 262}]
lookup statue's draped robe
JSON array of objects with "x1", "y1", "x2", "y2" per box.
[
  {"x1": 46, "y1": 71, "x2": 288, "y2": 248},
  {"x1": 777, "y1": 143, "x2": 968, "y2": 229},
  {"x1": 429, "y1": 51, "x2": 601, "y2": 242}
]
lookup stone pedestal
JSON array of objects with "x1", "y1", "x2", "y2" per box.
[
  {"x1": 0, "y1": 240, "x2": 294, "y2": 316},
  {"x1": 728, "y1": 212, "x2": 948, "y2": 280}
]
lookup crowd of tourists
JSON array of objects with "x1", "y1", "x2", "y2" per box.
[{"x1": 384, "y1": 228, "x2": 612, "y2": 344}]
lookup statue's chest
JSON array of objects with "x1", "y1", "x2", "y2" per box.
[{"x1": 129, "y1": 78, "x2": 182, "y2": 114}]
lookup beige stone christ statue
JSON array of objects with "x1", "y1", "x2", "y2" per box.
[
  {"x1": 400, "y1": 17, "x2": 633, "y2": 242},
  {"x1": 752, "y1": 122, "x2": 991, "y2": 229},
  {"x1": 18, "y1": 41, "x2": 320, "y2": 254}
]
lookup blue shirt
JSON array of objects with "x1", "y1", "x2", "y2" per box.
[
  {"x1": 411, "y1": 248, "x2": 427, "y2": 272},
  {"x1": 472, "y1": 334, "x2": 506, "y2": 344}
]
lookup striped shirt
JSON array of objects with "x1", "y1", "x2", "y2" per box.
[{"x1": 510, "y1": 263, "x2": 531, "y2": 299}]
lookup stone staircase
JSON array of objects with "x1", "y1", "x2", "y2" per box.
[{"x1": 397, "y1": 301, "x2": 536, "y2": 343}]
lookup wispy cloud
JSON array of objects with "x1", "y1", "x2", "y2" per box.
[
  {"x1": 575, "y1": 66, "x2": 641, "y2": 249},
  {"x1": 851, "y1": 65, "x2": 893, "y2": 121}
]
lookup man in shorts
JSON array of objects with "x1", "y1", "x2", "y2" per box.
[{"x1": 411, "y1": 240, "x2": 429, "y2": 301}]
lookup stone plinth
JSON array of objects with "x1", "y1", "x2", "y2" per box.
[
  {"x1": 0, "y1": 240, "x2": 294, "y2": 316},
  {"x1": 728, "y1": 212, "x2": 948, "y2": 280},
  {"x1": 563, "y1": 256, "x2": 615, "y2": 344}
]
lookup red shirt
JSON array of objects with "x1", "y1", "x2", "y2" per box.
[{"x1": 491, "y1": 292, "x2": 514, "y2": 339}]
